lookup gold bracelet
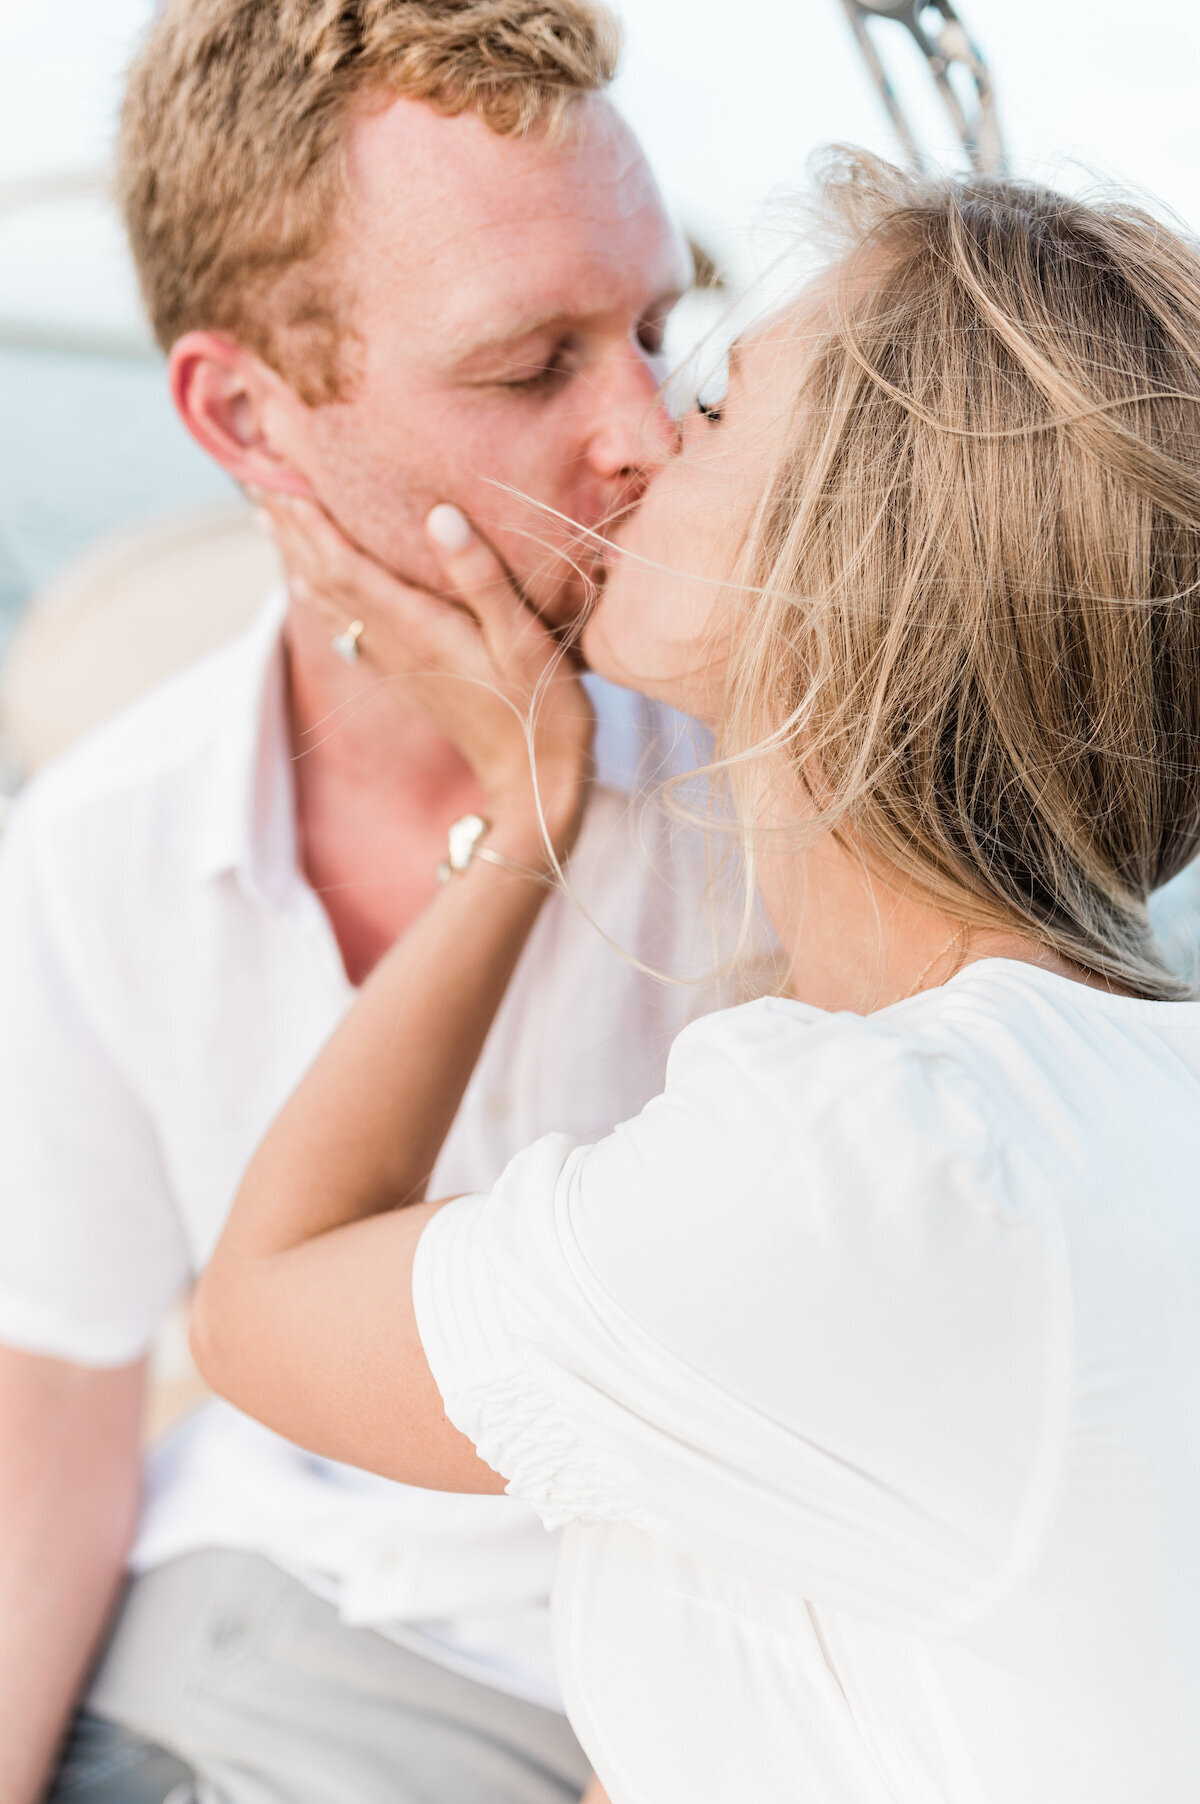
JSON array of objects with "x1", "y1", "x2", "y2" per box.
[{"x1": 437, "y1": 813, "x2": 556, "y2": 889}]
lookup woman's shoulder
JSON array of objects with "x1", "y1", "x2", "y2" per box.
[
  {"x1": 593, "y1": 988, "x2": 1012, "y2": 1251},
  {"x1": 656, "y1": 962, "x2": 1200, "y2": 1220},
  {"x1": 649, "y1": 972, "x2": 1051, "y2": 1213},
  {"x1": 661, "y1": 986, "x2": 989, "y2": 1126},
  {"x1": 667, "y1": 954, "x2": 1200, "y2": 1103}
]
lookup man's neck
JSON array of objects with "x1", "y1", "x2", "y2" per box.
[{"x1": 283, "y1": 606, "x2": 488, "y2": 985}]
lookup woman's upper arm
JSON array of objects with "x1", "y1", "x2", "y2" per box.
[{"x1": 191, "y1": 1198, "x2": 506, "y2": 1493}]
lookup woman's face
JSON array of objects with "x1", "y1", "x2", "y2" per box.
[{"x1": 582, "y1": 311, "x2": 806, "y2": 724}]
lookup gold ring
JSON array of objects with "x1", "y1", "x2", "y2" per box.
[{"x1": 330, "y1": 620, "x2": 365, "y2": 664}]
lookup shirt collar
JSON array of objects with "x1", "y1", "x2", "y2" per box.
[{"x1": 193, "y1": 586, "x2": 301, "y2": 911}]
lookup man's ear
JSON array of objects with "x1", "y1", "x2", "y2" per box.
[{"x1": 168, "y1": 331, "x2": 317, "y2": 498}]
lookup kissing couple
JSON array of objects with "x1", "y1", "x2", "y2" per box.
[{"x1": 7, "y1": 4, "x2": 1200, "y2": 1803}]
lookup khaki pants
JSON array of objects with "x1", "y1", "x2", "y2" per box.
[{"x1": 53, "y1": 1551, "x2": 589, "y2": 1804}]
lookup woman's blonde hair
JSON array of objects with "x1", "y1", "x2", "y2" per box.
[{"x1": 724, "y1": 153, "x2": 1200, "y2": 1000}]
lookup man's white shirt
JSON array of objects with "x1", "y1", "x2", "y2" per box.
[{"x1": 0, "y1": 593, "x2": 725, "y2": 1709}]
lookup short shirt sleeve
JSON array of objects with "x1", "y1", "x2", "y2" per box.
[
  {"x1": 413, "y1": 998, "x2": 1065, "y2": 1633},
  {"x1": 0, "y1": 797, "x2": 189, "y2": 1365}
]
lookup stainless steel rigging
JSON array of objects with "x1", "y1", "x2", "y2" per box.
[{"x1": 839, "y1": 1, "x2": 1007, "y2": 176}]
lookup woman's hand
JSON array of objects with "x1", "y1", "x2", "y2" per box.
[{"x1": 256, "y1": 492, "x2": 594, "y2": 864}]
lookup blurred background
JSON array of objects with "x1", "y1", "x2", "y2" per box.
[{"x1": 3, "y1": 0, "x2": 1200, "y2": 675}]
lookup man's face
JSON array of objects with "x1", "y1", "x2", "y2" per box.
[{"x1": 282, "y1": 94, "x2": 689, "y2": 627}]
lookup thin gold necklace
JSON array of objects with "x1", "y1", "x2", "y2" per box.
[{"x1": 902, "y1": 928, "x2": 965, "y2": 1002}]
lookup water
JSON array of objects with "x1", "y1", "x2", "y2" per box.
[{"x1": 0, "y1": 344, "x2": 234, "y2": 647}]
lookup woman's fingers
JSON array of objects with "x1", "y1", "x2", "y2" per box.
[
  {"x1": 423, "y1": 504, "x2": 593, "y2": 814},
  {"x1": 254, "y1": 492, "x2": 481, "y2": 672},
  {"x1": 257, "y1": 494, "x2": 381, "y2": 628},
  {"x1": 425, "y1": 505, "x2": 549, "y2": 673},
  {"x1": 256, "y1": 491, "x2": 352, "y2": 599},
  {"x1": 249, "y1": 488, "x2": 591, "y2": 833},
  {"x1": 256, "y1": 492, "x2": 540, "y2": 680}
]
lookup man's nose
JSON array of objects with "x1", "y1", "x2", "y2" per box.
[{"x1": 585, "y1": 340, "x2": 677, "y2": 482}]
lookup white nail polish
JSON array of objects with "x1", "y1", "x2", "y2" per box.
[{"x1": 426, "y1": 504, "x2": 474, "y2": 554}]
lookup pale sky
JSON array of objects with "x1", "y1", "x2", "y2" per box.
[{"x1": 1, "y1": 0, "x2": 1198, "y2": 335}]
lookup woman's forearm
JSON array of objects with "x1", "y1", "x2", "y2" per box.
[
  {"x1": 219, "y1": 836, "x2": 553, "y2": 1261},
  {"x1": 190, "y1": 830, "x2": 561, "y2": 1482}
]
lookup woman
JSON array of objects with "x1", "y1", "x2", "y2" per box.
[{"x1": 194, "y1": 156, "x2": 1200, "y2": 1803}]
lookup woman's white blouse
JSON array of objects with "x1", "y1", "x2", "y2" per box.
[{"x1": 412, "y1": 960, "x2": 1200, "y2": 1804}]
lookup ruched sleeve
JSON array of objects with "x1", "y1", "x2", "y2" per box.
[{"x1": 412, "y1": 996, "x2": 1069, "y2": 1634}]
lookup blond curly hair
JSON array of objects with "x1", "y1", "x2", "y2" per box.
[{"x1": 117, "y1": 0, "x2": 621, "y2": 401}]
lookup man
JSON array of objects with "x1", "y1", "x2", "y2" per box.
[{"x1": 0, "y1": 3, "x2": 706, "y2": 1799}]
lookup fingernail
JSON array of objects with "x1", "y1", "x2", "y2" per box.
[
  {"x1": 253, "y1": 508, "x2": 275, "y2": 538},
  {"x1": 426, "y1": 504, "x2": 474, "y2": 554},
  {"x1": 290, "y1": 575, "x2": 312, "y2": 602}
]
